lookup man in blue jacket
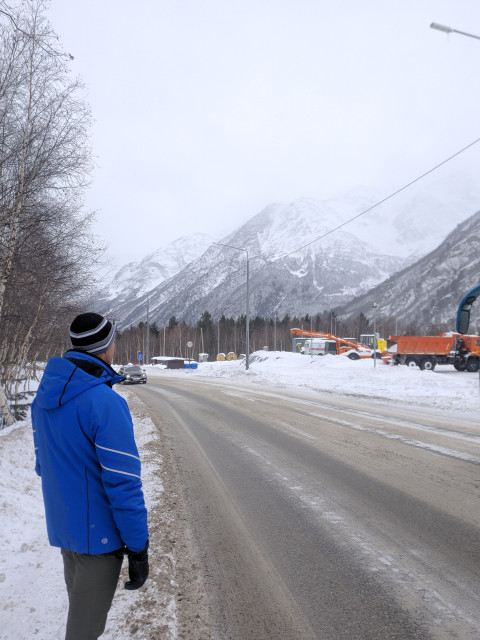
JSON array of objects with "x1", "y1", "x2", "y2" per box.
[{"x1": 31, "y1": 312, "x2": 149, "y2": 639}]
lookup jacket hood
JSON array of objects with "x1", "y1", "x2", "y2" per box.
[{"x1": 34, "y1": 350, "x2": 124, "y2": 410}]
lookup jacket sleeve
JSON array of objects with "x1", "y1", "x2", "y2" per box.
[{"x1": 92, "y1": 391, "x2": 149, "y2": 552}]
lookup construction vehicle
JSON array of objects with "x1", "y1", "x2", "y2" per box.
[
  {"x1": 290, "y1": 329, "x2": 376, "y2": 360},
  {"x1": 387, "y1": 333, "x2": 480, "y2": 372},
  {"x1": 359, "y1": 333, "x2": 387, "y2": 355}
]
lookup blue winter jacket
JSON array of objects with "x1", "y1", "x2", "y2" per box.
[{"x1": 31, "y1": 350, "x2": 149, "y2": 554}]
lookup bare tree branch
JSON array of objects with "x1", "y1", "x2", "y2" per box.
[
  {"x1": 0, "y1": 1, "x2": 74, "y2": 59},
  {"x1": 0, "y1": 0, "x2": 100, "y2": 426}
]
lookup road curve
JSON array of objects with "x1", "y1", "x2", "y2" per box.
[{"x1": 132, "y1": 376, "x2": 480, "y2": 640}]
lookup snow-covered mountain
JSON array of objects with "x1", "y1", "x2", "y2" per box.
[
  {"x1": 337, "y1": 208, "x2": 480, "y2": 330},
  {"x1": 97, "y1": 174, "x2": 480, "y2": 329},
  {"x1": 344, "y1": 173, "x2": 480, "y2": 260},
  {"x1": 96, "y1": 233, "x2": 216, "y2": 317}
]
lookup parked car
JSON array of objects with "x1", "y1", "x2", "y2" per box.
[{"x1": 119, "y1": 365, "x2": 147, "y2": 384}]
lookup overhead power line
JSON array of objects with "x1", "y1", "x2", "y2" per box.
[
  {"x1": 214, "y1": 137, "x2": 480, "y2": 289},
  {"x1": 257, "y1": 136, "x2": 480, "y2": 268}
]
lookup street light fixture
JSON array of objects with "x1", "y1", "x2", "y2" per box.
[
  {"x1": 213, "y1": 242, "x2": 250, "y2": 370},
  {"x1": 430, "y1": 22, "x2": 480, "y2": 41}
]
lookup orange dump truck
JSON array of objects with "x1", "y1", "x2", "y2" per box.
[{"x1": 388, "y1": 333, "x2": 480, "y2": 372}]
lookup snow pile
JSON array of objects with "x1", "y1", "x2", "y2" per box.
[
  {"x1": 0, "y1": 419, "x2": 66, "y2": 639},
  {"x1": 0, "y1": 398, "x2": 176, "y2": 640},
  {"x1": 147, "y1": 350, "x2": 480, "y2": 418}
]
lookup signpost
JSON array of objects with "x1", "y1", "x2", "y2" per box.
[{"x1": 186, "y1": 341, "x2": 193, "y2": 369}]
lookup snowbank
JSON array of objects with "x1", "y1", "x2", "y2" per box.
[
  {"x1": 146, "y1": 350, "x2": 480, "y2": 418},
  {"x1": 0, "y1": 398, "x2": 176, "y2": 640}
]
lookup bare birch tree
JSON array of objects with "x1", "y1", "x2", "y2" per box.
[{"x1": 0, "y1": 0, "x2": 99, "y2": 426}]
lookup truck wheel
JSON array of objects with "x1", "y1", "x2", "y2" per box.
[
  {"x1": 466, "y1": 358, "x2": 479, "y2": 373},
  {"x1": 348, "y1": 352, "x2": 360, "y2": 360},
  {"x1": 454, "y1": 361, "x2": 466, "y2": 371},
  {"x1": 420, "y1": 357, "x2": 435, "y2": 371},
  {"x1": 405, "y1": 357, "x2": 418, "y2": 368}
]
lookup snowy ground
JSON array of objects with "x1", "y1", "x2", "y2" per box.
[
  {"x1": 0, "y1": 394, "x2": 177, "y2": 640},
  {"x1": 1, "y1": 351, "x2": 479, "y2": 639},
  {"x1": 148, "y1": 350, "x2": 480, "y2": 419}
]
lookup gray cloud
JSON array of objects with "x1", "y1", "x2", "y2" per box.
[{"x1": 47, "y1": 0, "x2": 480, "y2": 266}]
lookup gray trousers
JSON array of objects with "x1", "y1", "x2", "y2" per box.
[{"x1": 61, "y1": 548, "x2": 124, "y2": 640}]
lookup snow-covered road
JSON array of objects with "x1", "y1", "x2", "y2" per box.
[
  {"x1": 1, "y1": 351, "x2": 479, "y2": 638},
  {"x1": 134, "y1": 372, "x2": 480, "y2": 639}
]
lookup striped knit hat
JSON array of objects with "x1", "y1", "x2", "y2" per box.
[{"x1": 69, "y1": 312, "x2": 116, "y2": 354}]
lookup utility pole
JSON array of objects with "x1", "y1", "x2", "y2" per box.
[{"x1": 146, "y1": 295, "x2": 150, "y2": 365}]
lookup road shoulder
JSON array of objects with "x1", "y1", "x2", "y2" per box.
[{"x1": 119, "y1": 390, "x2": 214, "y2": 640}]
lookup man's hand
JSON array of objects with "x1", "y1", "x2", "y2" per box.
[{"x1": 124, "y1": 540, "x2": 149, "y2": 590}]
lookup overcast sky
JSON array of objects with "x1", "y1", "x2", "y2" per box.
[{"x1": 46, "y1": 1, "x2": 480, "y2": 268}]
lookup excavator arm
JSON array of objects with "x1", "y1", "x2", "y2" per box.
[{"x1": 290, "y1": 328, "x2": 374, "y2": 356}]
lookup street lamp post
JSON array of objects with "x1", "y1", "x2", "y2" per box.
[
  {"x1": 246, "y1": 255, "x2": 250, "y2": 369},
  {"x1": 373, "y1": 302, "x2": 377, "y2": 369},
  {"x1": 146, "y1": 294, "x2": 150, "y2": 366},
  {"x1": 430, "y1": 21, "x2": 480, "y2": 387},
  {"x1": 430, "y1": 22, "x2": 480, "y2": 41},
  {"x1": 213, "y1": 242, "x2": 250, "y2": 370}
]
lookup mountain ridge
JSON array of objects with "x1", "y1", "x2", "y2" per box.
[
  {"x1": 336, "y1": 210, "x2": 480, "y2": 330},
  {"x1": 95, "y1": 174, "x2": 480, "y2": 330}
]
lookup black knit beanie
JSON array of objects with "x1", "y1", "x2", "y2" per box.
[{"x1": 69, "y1": 312, "x2": 116, "y2": 354}]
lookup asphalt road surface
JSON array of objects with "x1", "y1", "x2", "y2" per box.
[{"x1": 132, "y1": 376, "x2": 480, "y2": 640}]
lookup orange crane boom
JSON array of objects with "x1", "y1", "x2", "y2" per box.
[{"x1": 290, "y1": 328, "x2": 375, "y2": 359}]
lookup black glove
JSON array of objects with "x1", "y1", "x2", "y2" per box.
[{"x1": 124, "y1": 539, "x2": 149, "y2": 590}]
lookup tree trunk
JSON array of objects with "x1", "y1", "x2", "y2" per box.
[{"x1": 0, "y1": 383, "x2": 14, "y2": 426}]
